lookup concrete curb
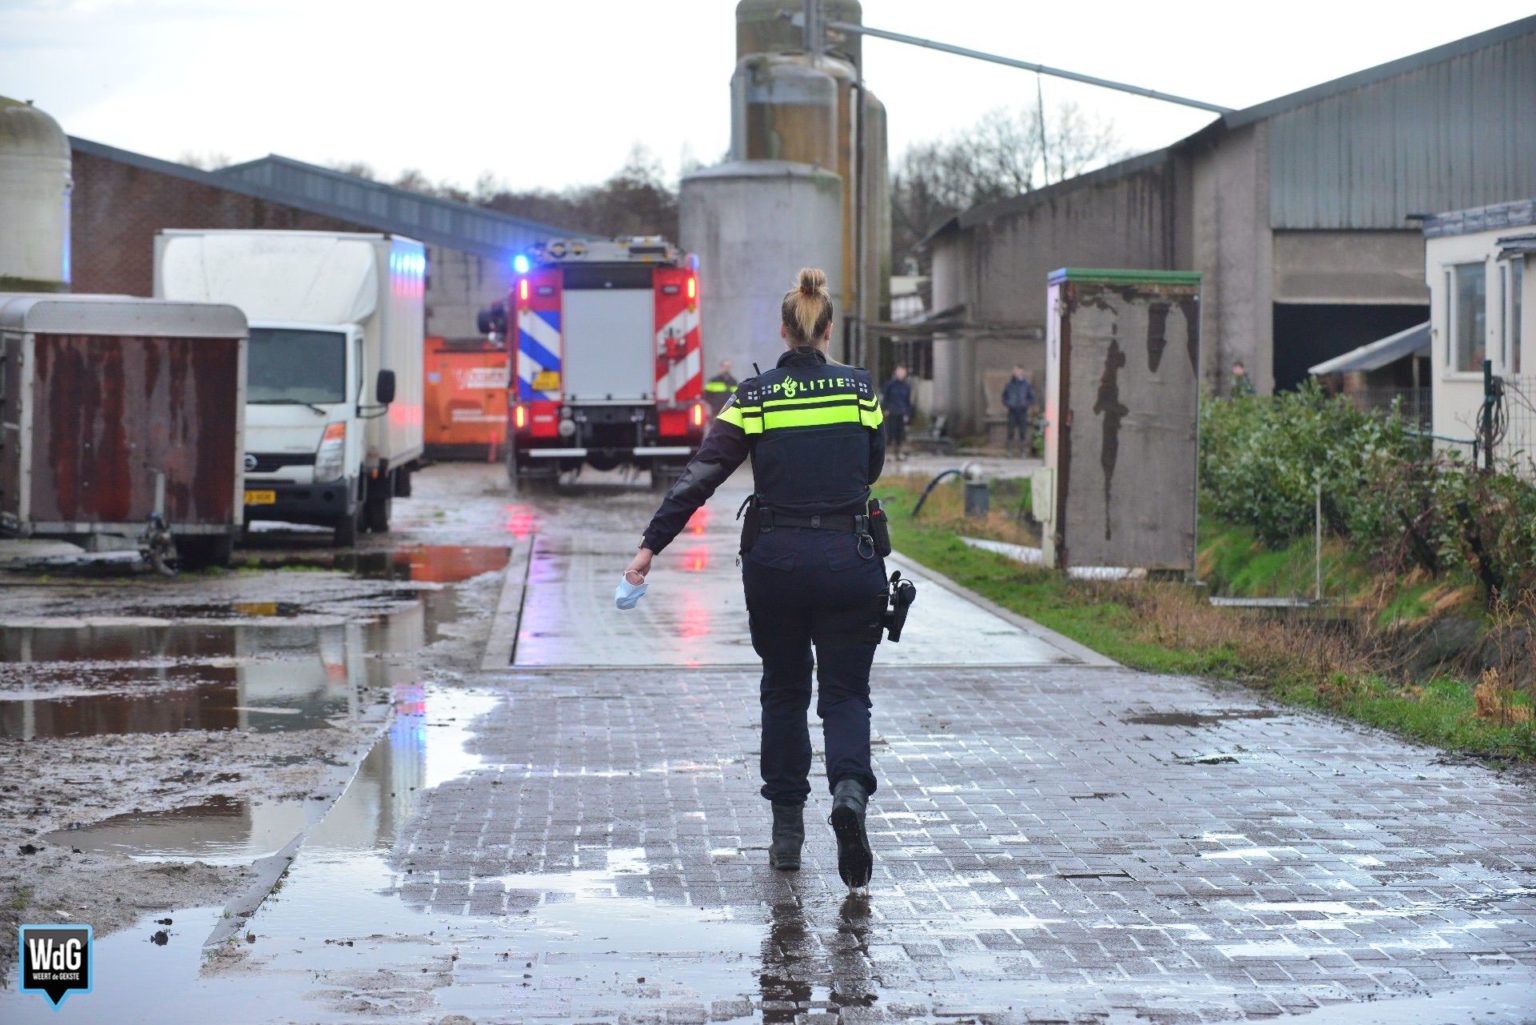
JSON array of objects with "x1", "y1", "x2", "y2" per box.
[
  {"x1": 887, "y1": 551, "x2": 1122, "y2": 669},
  {"x1": 481, "y1": 536, "x2": 535, "y2": 671}
]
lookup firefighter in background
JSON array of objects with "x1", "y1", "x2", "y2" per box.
[
  {"x1": 704, "y1": 359, "x2": 738, "y2": 414},
  {"x1": 624, "y1": 267, "x2": 886, "y2": 890}
]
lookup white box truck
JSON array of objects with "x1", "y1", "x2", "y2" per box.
[{"x1": 155, "y1": 230, "x2": 426, "y2": 545}]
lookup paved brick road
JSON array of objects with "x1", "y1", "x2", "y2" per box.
[{"x1": 392, "y1": 658, "x2": 1536, "y2": 1023}]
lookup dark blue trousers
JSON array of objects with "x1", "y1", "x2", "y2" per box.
[{"x1": 741, "y1": 527, "x2": 887, "y2": 805}]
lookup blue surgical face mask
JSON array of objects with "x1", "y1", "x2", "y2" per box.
[{"x1": 614, "y1": 575, "x2": 648, "y2": 611}]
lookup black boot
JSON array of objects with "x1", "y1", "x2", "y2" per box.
[
  {"x1": 829, "y1": 779, "x2": 873, "y2": 888},
  {"x1": 768, "y1": 803, "x2": 804, "y2": 871}
]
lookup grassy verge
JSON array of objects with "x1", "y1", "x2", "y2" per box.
[{"x1": 877, "y1": 473, "x2": 1536, "y2": 761}]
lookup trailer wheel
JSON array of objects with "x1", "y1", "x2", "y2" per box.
[
  {"x1": 178, "y1": 536, "x2": 234, "y2": 570},
  {"x1": 334, "y1": 507, "x2": 360, "y2": 547}
]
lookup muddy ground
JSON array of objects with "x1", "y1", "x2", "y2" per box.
[{"x1": 0, "y1": 463, "x2": 515, "y2": 977}]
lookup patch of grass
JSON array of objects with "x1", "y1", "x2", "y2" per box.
[{"x1": 880, "y1": 473, "x2": 1536, "y2": 761}]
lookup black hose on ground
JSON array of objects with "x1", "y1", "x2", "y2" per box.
[{"x1": 911, "y1": 469, "x2": 962, "y2": 519}]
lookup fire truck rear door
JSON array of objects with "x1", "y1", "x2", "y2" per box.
[{"x1": 562, "y1": 268, "x2": 655, "y2": 402}]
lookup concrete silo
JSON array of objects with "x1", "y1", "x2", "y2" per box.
[
  {"x1": 0, "y1": 97, "x2": 71, "y2": 293},
  {"x1": 680, "y1": 161, "x2": 842, "y2": 377},
  {"x1": 719, "y1": 1, "x2": 889, "y2": 367}
]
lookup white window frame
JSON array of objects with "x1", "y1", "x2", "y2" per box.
[{"x1": 1444, "y1": 260, "x2": 1490, "y2": 379}]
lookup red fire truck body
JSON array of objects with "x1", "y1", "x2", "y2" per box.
[{"x1": 489, "y1": 237, "x2": 706, "y2": 489}]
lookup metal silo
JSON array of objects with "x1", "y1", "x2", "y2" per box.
[
  {"x1": 735, "y1": 0, "x2": 863, "y2": 65},
  {"x1": 731, "y1": 54, "x2": 838, "y2": 169},
  {"x1": 861, "y1": 87, "x2": 891, "y2": 361},
  {"x1": 680, "y1": 161, "x2": 843, "y2": 378},
  {"x1": 0, "y1": 97, "x2": 71, "y2": 293}
]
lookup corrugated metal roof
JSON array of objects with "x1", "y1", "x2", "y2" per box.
[
  {"x1": 1308, "y1": 322, "x2": 1429, "y2": 375},
  {"x1": 933, "y1": 15, "x2": 1536, "y2": 237},
  {"x1": 1267, "y1": 23, "x2": 1536, "y2": 230},
  {"x1": 69, "y1": 136, "x2": 585, "y2": 260},
  {"x1": 216, "y1": 155, "x2": 589, "y2": 259}
]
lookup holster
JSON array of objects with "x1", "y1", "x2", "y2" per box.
[
  {"x1": 882, "y1": 571, "x2": 918, "y2": 643},
  {"x1": 867, "y1": 498, "x2": 892, "y2": 558}
]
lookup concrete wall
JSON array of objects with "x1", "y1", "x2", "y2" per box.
[
  {"x1": 1188, "y1": 123, "x2": 1271, "y2": 394},
  {"x1": 928, "y1": 156, "x2": 1181, "y2": 435},
  {"x1": 424, "y1": 244, "x2": 511, "y2": 341},
  {"x1": 1272, "y1": 231, "x2": 1428, "y2": 304}
]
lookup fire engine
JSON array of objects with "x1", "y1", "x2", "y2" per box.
[{"x1": 480, "y1": 236, "x2": 707, "y2": 491}]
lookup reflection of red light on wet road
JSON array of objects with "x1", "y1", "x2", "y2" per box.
[
  {"x1": 680, "y1": 546, "x2": 709, "y2": 573},
  {"x1": 392, "y1": 545, "x2": 511, "y2": 583},
  {"x1": 686, "y1": 506, "x2": 709, "y2": 535},
  {"x1": 679, "y1": 597, "x2": 710, "y2": 639},
  {"x1": 504, "y1": 504, "x2": 538, "y2": 538}
]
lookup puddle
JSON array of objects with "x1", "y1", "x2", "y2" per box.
[
  {"x1": 44, "y1": 796, "x2": 322, "y2": 865},
  {"x1": 42, "y1": 687, "x2": 499, "y2": 865},
  {"x1": 0, "y1": 548, "x2": 507, "y2": 741},
  {"x1": 0, "y1": 679, "x2": 349, "y2": 739},
  {"x1": 1123, "y1": 709, "x2": 1281, "y2": 727},
  {"x1": 235, "y1": 544, "x2": 510, "y2": 583}
]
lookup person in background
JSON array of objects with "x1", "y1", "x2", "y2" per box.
[
  {"x1": 705, "y1": 359, "x2": 738, "y2": 414},
  {"x1": 1231, "y1": 360, "x2": 1256, "y2": 397},
  {"x1": 1002, "y1": 365, "x2": 1036, "y2": 457},
  {"x1": 881, "y1": 365, "x2": 913, "y2": 461}
]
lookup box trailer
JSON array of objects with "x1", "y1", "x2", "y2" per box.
[
  {"x1": 155, "y1": 230, "x2": 425, "y2": 545},
  {"x1": 0, "y1": 294, "x2": 246, "y2": 568},
  {"x1": 1038, "y1": 269, "x2": 1202, "y2": 573}
]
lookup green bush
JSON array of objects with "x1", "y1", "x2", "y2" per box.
[
  {"x1": 1199, "y1": 383, "x2": 1427, "y2": 546},
  {"x1": 1201, "y1": 386, "x2": 1536, "y2": 603}
]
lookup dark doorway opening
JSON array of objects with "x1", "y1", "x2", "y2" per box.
[{"x1": 1272, "y1": 303, "x2": 1428, "y2": 391}]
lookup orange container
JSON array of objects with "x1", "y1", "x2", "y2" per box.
[{"x1": 424, "y1": 336, "x2": 510, "y2": 458}]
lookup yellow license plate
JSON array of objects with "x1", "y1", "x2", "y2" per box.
[
  {"x1": 244, "y1": 490, "x2": 277, "y2": 505},
  {"x1": 532, "y1": 370, "x2": 561, "y2": 391}
]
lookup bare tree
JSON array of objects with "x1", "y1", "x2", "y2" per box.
[
  {"x1": 179, "y1": 151, "x2": 232, "y2": 170},
  {"x1": 891, "y1": 100, "x2": 1121, "y2": 270}
]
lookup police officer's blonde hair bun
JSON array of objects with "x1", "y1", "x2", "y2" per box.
[{"x1": 782, "y1": 267, "x2": 834, "y2": 346}]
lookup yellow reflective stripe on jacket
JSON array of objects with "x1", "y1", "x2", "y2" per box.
[
  {"x1": 760, "y1": 404, "x2": 862, "y2": 430},
  {"x1": 704, "y1": 380, "x2": 733, "y2": 392},
  {"x1": 716, "y1": 404, "x2": 748, "y2": 429},
  {"x1": 860, "y1": 401, "x2": 884, "y2": 429}
]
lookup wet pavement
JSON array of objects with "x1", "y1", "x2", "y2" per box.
[{"x1": 2, "y1": 464, "x2": 1534, "y2": 1023}]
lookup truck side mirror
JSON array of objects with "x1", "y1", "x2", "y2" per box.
[{"x1": 376, "y1": 369, "x2": 396, "y2": 405}]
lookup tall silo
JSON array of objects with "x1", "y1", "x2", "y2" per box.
[
  {"x1": 0, "y1": 97, "x2": 71, "y2": 293},
  {"x1": 728, "y1": 1, "x2": 888, "y2": 367},
  {"x1": 680, "y1": 161, "x2": 842, "y2": 378},
  {"x1": 735, "y1": 0, "x2": 863, "y2": 65},
  {"x1": 731, "y1": 54, "x2": 838, "y2": 169}
]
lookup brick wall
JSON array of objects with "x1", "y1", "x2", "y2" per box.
[{"x1": 69, "y1": 147, "x2": 365, "y2": 298}]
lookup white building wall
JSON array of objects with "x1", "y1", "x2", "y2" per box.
[{"x1": 1428, "y1": 229, "x2": 1535, "y2": 465}]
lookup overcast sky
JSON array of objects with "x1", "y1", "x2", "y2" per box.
[{"x1": 3, "y1": 1, "x2": 1531, "y2": 192}]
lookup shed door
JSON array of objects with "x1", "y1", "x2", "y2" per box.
[{"x1": 562, "y1": 287, "x2": 655, "y2": 402}]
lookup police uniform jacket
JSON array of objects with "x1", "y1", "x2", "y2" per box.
[{"x1": 641, "y1": 346, "x2": 885, "y2": 553}]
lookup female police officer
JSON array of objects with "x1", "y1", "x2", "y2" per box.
[{"x1": 624, "y1": 267, "x2": 887, "y2": 889}]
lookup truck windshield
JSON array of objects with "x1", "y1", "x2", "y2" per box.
[{"x1": 248, "y1": 328, "x2": 348, "y2": 405}]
